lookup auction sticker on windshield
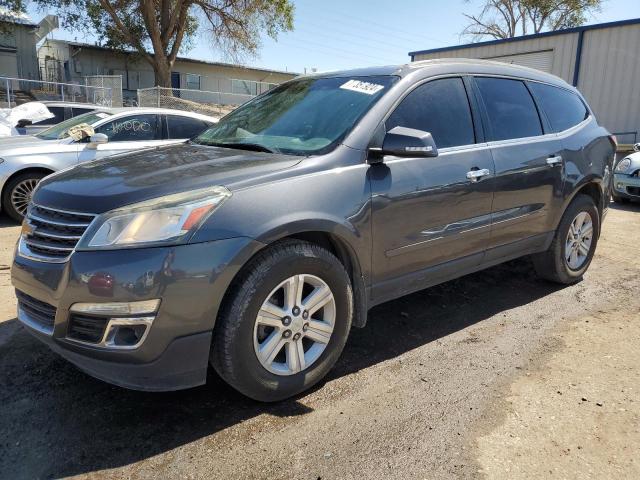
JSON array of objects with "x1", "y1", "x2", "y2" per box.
[{"x1": 340, "y1": 79, "x2": 385, "y2": 95}]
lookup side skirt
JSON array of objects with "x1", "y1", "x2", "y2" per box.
[{"x1": 366, "y1": 231, "x2": 554, "y2": 310}]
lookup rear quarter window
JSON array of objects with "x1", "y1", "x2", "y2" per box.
[
  {"x1": 36, "y1": 106, "x2": 65, "y2": 125},
  {"x1": 528, "y1": 82, "x2": 589, "y2": 133},
  {"x1": 475, "y1": 77, "x2": 543, "y2": 141}
]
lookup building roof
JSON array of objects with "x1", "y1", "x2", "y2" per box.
[
  {"x1": 0, "y1": 8, "x2": 37, "y2": 27},
  {"x1": 46, "y1": 39, "x2": 297, "y2": 77},
  {"x1": 408, "y1": 17, "x2": 640, "y2": 59}
]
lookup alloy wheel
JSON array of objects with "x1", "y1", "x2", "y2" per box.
[
  {"x1": 565, "y1": 211, "x2": 594, "y2": 270},
  {"x1": 253, "y1": 274, "x2": 336, "y2": 376},
  {"x1": 10, "y1": 178, "x2": 39, "y2": 217}
]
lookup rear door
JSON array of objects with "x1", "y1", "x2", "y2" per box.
[
  {"x1": 370, "y1": 76, "x2": 495, "y2": 302},
  {"x1": 77, "y1": 113, "x2": 164, "y2": 162},
  {"x1": 472, "y1": 76, "x2": 565, "y2": 259},
  {"x1": 165, "y1": 114, "x2": 212, "y2": 140}
]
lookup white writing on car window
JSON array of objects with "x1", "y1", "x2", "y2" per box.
[{"x1": 111, "y1": 119, "x2": 152, "y2": 134}]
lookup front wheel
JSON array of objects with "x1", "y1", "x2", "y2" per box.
[
  {"x1": 2, "y1": 172, "x2": 48, "y2": 222},
  {"x1": 532, "y1": 194, "x2": 600, "y2": 284},
  {"x1": 210, "y1": 240, "x2": 353, "y2": 401}
]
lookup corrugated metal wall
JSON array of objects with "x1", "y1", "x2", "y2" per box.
[
  {"x1": 576, "y1": 24, "x2": 640, "y2": 143},
  {"x1": 412, "y1": 33, "x2": 579, "y2": 83},
  {"x1": 412, "y1": 23, "x2": 640, "y2": 144}
]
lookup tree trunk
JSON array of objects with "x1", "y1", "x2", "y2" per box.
[{"x1": 153, "y1": 57, "x2": 173, "y2": 88}]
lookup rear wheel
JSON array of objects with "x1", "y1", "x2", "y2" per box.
[
  {"x1": 210, "y1": 240, "x2": 353, "y2": 401},
  {"x1": 532, "y1": 194, "x2": 599, "y2": 284},
  {"x1": 2, "y1": 172, "x2": 48, "y2": 222}
]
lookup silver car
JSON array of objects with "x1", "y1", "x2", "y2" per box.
[
  {"x1": 0, "y1": 107, "x2": 217, "y2": 221},
  {"x1": 612, "y1": 143, "x2": 640, "y2": 203}
]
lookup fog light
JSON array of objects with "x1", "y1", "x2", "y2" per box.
[
  {"x1": 616, "y1": 182, "x2": 624, "y2": 190},
  {"x1": 103, "y1": 317, "x2": 155, "y2": 349},
  {"x1": 70, "y1": 299, "x2": 160, "y2": 316}
]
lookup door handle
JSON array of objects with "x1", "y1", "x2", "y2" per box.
[
  {"x1": 466, "y1": 168, "x2": 491, "y2": 182},
  {"x1": 547, "y1": 155, "x2": 563, "y2": 166}
]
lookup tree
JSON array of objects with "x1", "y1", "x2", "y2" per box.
[
  {"x1": 2, "y1": 0, "x2": 294, "y2": 87},
  {"x1": 462, "y1": 0, "x2": 602, "y2": 40}
]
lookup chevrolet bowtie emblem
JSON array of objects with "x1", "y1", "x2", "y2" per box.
[{"x1": 21, "y1": 220, "x2": 34, "y2": 237}]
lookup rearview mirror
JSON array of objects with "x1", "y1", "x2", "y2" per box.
[
  {"x1": 375, "y1": 126, "x2": 438, "y2": 160},
  {"x1": 87, "y1": 133, "x2": 109, "y2": 149}
]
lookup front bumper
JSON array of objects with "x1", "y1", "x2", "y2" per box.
[
  {"x1": 11, "y1": 237, "x2": 264, "y2": 391},
  {"x1": 613, "y1": 173, "x2": 640, "y2": 199}
]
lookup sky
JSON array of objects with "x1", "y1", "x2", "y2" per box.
[{"x1": 27, "y1": 0, "x2": 640, "y2": 74}]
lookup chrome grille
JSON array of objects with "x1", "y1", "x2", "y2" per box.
[{"x1": 21, "y1": 205, "x2": 95, "y2": 262}]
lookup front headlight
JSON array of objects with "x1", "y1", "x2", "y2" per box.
[
  {"x1": 79, "y1": 186, "x2": 231, "y2": 250},
  {"x1": 615, "y1": 158, "x2": 632, "y2": 173}
]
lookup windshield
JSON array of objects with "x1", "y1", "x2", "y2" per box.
[
  {"x1": 35, "y1": 111, "x2": 112, "y2": 140},
  {"x1": 193, "y1": 75, "x2": 397, "y2": 155}
]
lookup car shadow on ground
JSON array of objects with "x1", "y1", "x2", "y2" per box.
[
  {"x1": 608, "y1": 200, "x2": 640, "y2": 212},
  {"x1": 0, "y1": 257, "x2": 566, "y2": 479}
]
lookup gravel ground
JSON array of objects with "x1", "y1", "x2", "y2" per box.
[{"x1": 0, "y1": 202, "x2": 638, "y2": 479}]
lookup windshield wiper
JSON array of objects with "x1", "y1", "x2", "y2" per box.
[{"x1": 199, "y1": 141, "x2": 276, "y2": 153}]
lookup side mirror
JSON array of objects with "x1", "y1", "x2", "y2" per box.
[
  {"x1": 633, "y1": 142, "x2": 640, "y2": 152},
  {"x1": 16, "y1": 119, "x2": 32, "y2": 128},
  {"x1": 370, "y1": 126, "x2": 438, "y2": 162},
  {"x1": 87, "y1": 133, "x2": 109, "y2": 149}
]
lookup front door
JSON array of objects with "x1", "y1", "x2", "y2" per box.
[
  {"x1": 472, "y1": 77, "x2": 565, "y2": 260},
  {"x1": 370, "y1": 77, "x2": 495, "y2": 304}
]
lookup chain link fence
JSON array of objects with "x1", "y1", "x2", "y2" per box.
[
  {"x1": 84, "y1": 75, "x2": 123, "y2": 107},
  {"x1": 1, "y1": 77, "x2": 114, "y2": 108},
  {"x1": 137, "y1": 87, "x2": 253, "y2": 117}
]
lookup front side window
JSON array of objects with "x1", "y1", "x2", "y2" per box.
[
  {"x1": 528, "y1": 82, "x2": 589, "y2": 133},
  {"x1": 96, "y1": 114, "x2": 160, "y2": 141},
  {"x1": 475, "y1": 77, "x2": 543, "y2": 141},
  {"x1": 35, "y1": 111, "x2": 113, "y2": 140},
  {"x1": 195, "y1": 75, "x2": 397, "y2": 155},
  {"x1": 386, "y1": 77, "x2": 475, "y2": 149}
]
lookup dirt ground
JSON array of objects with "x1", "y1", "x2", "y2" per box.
[{"x1": 0, "y1": 202, "x2": 638, "y2": 480}]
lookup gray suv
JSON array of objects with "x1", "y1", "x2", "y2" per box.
[{"x1": 11, "y1": 60, "x2": 615, "y2": 401}]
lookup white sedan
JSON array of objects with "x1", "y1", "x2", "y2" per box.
[{"x1": 0, "y1": 107, "x2": 217, "y2": 221}]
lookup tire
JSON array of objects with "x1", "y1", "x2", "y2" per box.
[
  {"x1": 2, "y1": 172, "x2": 48, "y2": 222},
  {"x1": 532, "y1": 194, "x2": 600, "y2": 284},
  {"x1": 210, "y1": 239, "x2": 353, "y2": 402}
]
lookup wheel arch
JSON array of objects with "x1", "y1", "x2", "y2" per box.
[
  {"x1": 218, "y1": 222, "x2": 370, "y2": 330},
  {"x1": 558, "y1": 177, "x2": 604, "y2": 232},
  {"x1": 1, "y1": 166, "x2": 54, "y2": 213}
]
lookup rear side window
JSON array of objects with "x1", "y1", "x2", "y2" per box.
[
  {"x1": 386, "y1": 77, "x2": 475, "y2": 149},
  {"x1": 166, "y1": 115, "x2": 210, "y2": 139},
  {"x1": 528, "y1": 82, "x2": 589, "y2": 132},
  {"x1": 96, "y1": 114, "x2": 160, "y2": 141},
  {"x1": 475, "y1": 77, "x2": 543, "y2": 141},
  {"x1": 36, "y1": 106, "x2": 65, "y2": 125},
  {"x1": 71, "y1": 107, "x2": 95, "y2": 117}
]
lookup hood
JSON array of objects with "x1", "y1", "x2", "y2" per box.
[
  {"x1": 34, "y1": 143, "x2": 304, "y2": 213},
  {"x1": 1, "y1": 136, "x2": 67, "y2": 155}
]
